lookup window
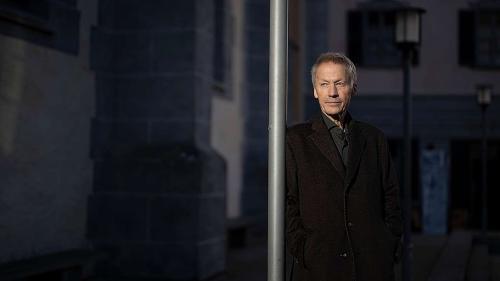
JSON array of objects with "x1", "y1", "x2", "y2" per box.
[
  {"x1": 459, "y1": 2, "x2": 500, "y2": 68},
  {"x1": 0, "y1": 0, "x2": 79, "y2": 55},
  {"x1": 214, "y1": 0, "x2": 225, "y2": 84},
  {"x1": 364, "y1": 11, "x2": 399, "y2": 66},
  {"x1": 0, "y1": 0, "x2": 49, "y2": 20},
  {"x1": 212, "y1": 0, "x2": 234, "y2": 99},
  {"x1": 477, "y1": 11, "x2": 500, "y2": 66},
  {"x1": 347, "y1": 1, "x2": 419, "y2": 67},
  {"x1": 0, "y1": 0, "x2": 50, "y2": 32}
]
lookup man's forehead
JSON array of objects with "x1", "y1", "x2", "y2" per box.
[
  {"x1": 315, "y1": 63, "x2": 348, "y2": 78},
  {"x1": 317, "y1": 62, "x2": 347, "y2": 70}
]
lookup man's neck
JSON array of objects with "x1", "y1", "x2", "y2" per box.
[{"x1": 324, "y1": 112, "x2": 346, "y2": 129}]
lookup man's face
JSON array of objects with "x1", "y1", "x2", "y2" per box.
[{"x1": 313, "y1": 62, "x2": 355, "y2": 120}]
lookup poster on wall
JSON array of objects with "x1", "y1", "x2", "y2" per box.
[{"x1": 420, "y1": 145, "x2": 449, "y2": 234}]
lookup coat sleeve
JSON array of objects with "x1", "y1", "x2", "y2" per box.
[
  {"x1": 379, "y1": 134, "x2": 403, "y2": 260},
  {"x1": 285, "y1": 137, "x2": 308, "y2": 266}
]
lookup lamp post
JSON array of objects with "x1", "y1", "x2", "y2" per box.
[
  {"x1": 394, "y1": 6, "x2": 425, "y2": 281},
  {"x1": 476, "y1": 84, "x2": 492, "y2": 243}
]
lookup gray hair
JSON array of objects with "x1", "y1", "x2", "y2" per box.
[{"x1": 310, "y1": 52, "x2": 357, "y2": 87}]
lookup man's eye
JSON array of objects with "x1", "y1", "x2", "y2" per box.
[{"x1": 321, "y1": 83, "x2": 328, "y2": 87}]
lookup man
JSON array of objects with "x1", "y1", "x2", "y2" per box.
[{"x1": 286, "y1": 52, "x2": 402, "y2": 281}]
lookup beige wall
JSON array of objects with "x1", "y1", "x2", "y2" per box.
[
  {"x1": 327, "y1": 0, "x2": 500, "y2": 96},
  {"x1": 0, "y1": 0, "x2": 97, "y2": 262},
  {"x1": 211, "y1": 0, "x2": 245, "y2": 219}
]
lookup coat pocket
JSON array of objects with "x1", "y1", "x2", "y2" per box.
[
  {"x1": 302, "y1": 235, "x2": 309, "y2": 270},
  {"x1": 381, "y1": 223, "x2": 399, "y2": 260},
  {"x1": 302, "y1": 231, "x2": 320, "y2": 271}
]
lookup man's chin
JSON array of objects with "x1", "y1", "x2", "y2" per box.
[
  {"x1": 322, "y1": 109, "x2": 348, "y2": 121},
  {"x1": 323, "y1": 110, "x2": 341, "y2": 118}
]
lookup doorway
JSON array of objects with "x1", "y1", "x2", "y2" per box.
[{"x1": 450, "y1": 140, "x2": 500, "y2": 230}]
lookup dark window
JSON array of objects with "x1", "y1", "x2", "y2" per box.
[
  {"x1": 214, "y1": 0, "x2": 225, "y2": 84},
  {"x1": 0, "y1": 0, "x2": 49, "y2": 20},
  {"x1": 347, "y1": 10, "x2": 363, "y2": 66},
  {"x1": 0, "y1": 0, "x2": 79, "y2": 55},
  {"x1": 0, "y1": 0, "x2": 50, "y2": 33},
  {"x1": 363, "y1": 10, "x2": 400, "y2": 67},
  {"x1": 213, "y1": 0, "x2": 233, "y2": 99},
  {"x1": 459, "y1": 5, "x2": 500, "y2": 68},
  {"x1": 347, "y1": 1, "x2": 420, "y2": 68},
  {"x1": 476, "y1": 11, "x2": 500, "y2": 66}
]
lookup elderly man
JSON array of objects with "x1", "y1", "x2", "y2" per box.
[{"x1": 286, "y1": 52, "x2": 402, "y2": 281}]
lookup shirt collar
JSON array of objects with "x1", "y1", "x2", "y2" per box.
[
  {"x1": 321, "y1": 112, "x2": 337, "y2": 130},
  {"x1": 321, "y1": 112, "x2": 353, "y2": 132}
]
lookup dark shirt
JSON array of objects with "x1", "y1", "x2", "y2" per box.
[{"x1": 321, "y1": 113, "x2": 349, "y2": 167}]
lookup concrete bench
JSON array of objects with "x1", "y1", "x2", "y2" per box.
[
  {"x1": 0, "y1": 249, "x2": 107, "y2": 281},
  {"x1": 427, "y1": 231, "x2": 473, "y2": 281}
]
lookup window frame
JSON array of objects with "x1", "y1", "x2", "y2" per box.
[
  {"x1": 0, "y1": 0, "x2": 80, "y2": 55},
  {"x1": 347, "y1": 1, "x2": 420, "y2": 68},
  {"x1": 459, "y1": 1, "x2": 500, "y2": 69}
]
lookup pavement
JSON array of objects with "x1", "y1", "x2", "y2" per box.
[
  {"x1": 492, "y1": 255, "x2": 500, "y2": 281},
  {"x1": 214, "y1": 232, "x2": 447, "y2": 281},
  {"x1": 215, "y1": 230, "x2": 500, "y2": 281},
  {"x1": 87, "y1": 230, "x2": 500, "y2": 281}
]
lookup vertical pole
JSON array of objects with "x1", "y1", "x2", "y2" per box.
[
  {"x1": 402, "y1": 47, "x2": 413, "y2": 281},
  {"x1": 481, "y1": 107, "x2": 488, "y2": 241},
  {"x1": 268, "y1": 0, "x2": 288, "y2": 281}
]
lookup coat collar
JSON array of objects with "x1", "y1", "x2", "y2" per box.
[
  {"x1": 344, "y1": 115, "x2": 367, "y2": 190},
  {"x1": 308, "y1": 112, "x2": 366, "y2": 190},
  {"x1": 309, "y1": 114, "x2": 346, "y2": 180}
]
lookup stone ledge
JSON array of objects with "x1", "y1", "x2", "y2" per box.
[{"x1": 0, "y1": 249, "x2": 107, "y2": 281}]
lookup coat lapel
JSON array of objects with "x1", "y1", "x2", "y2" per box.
[
  {"x1": 345, "y1": 120, "x2": 367, "y2": 190},
  {"x1": 308, "y1": 115, "x2": 346, "y2": 180}
]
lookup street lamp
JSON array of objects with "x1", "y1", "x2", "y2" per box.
[
  {"x1": 477, "y1": 84, "x2": 492, "y2": 109},
  {"x1": 395, "y1": 7, "x2": 425, "y2": 46},
  {"x1": 476, "y1": 84, "x2": 492, "y2": 243},
  {"x1": 394, "y1": 5, "x2": 425, "y2": 281}
]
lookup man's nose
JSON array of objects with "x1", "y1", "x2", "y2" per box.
[{"x1": 328, "y1": 85, "x2": 338, "y2": 97}]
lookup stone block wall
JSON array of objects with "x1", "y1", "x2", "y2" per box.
[{"x1": 88, "y1": 0, "x2": 226, "y2": 279}]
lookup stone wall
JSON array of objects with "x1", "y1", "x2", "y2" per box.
[
  {"x1": 88, "y1": 1, "x2": 226, "y2": 279},
  {"x1": 0, "y1": 0, "x2": 97, "y2": 263}
]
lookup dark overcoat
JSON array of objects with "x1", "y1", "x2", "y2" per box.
[{"x1": 286, "y1": 114, "x2": 402, "y2": 281}]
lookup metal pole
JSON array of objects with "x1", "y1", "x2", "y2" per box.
[
  {"x1": 402, "y1": 47, "x2": 413, "y2": 281},
  {"x1": 481, "y1": 107, "x2": 488, "y2": 241},
  {"x1": 268, "y1": 0, "x2": 287, "y2": 281}
]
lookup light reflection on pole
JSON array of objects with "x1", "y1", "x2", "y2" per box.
[{"x1": 268, "y1": 0, "x2": 288, "y2": 280}]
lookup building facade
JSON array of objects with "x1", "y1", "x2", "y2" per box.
[{"x1": 0, "y1": 0, "x2": 499, "y2": 280}]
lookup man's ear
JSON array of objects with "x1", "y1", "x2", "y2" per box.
[
  {"x1": 313, "y1": 88, "x2": 318, "y2": 99},
  {"x1": 352, "y1": 83, "x2": 358, "y2": 96}
]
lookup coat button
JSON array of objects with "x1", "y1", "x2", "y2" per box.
[
  {"x1": 348, "y1": 222, "x2": 353, "y2": 227},
  {"x1": 340, "y1": 252, "x2": 348, "y2": 258}
]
